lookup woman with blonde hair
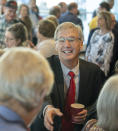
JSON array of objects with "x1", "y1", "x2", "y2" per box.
[{"x1": 85, "y1": 11, "x2": 114, "y2": 76}]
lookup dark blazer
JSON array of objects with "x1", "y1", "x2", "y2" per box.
[{"x1": 31, "y1": 55, "x2": 105, "y2": 131}]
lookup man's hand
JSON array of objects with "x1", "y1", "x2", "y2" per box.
[
  {"x1": 72, "y1": 109, "x2": 87, "y2": 124},
  {"x1": 44, "y1": 106, "x2": 63, "y2": 131}
]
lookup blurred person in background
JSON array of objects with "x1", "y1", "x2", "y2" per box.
[
  {"x1": 58, "y1": 2, "x2": 67, "y2": 16},
  {"x1": 36, "y1": 19, "x2": 58, "y2": 58},
  {"x1": 104, "y1": 0, "x2": 114, "y2": 10},
  {"x1": 0, "y1": 0, "x2": 19, "y2": 48},
  {"x1": 4, "y1": 23, "x2": 34, "y2": 48},
  {"x1": 46, "y1": 15, "x2": 59, "y2": 27},
  {"x1": 92, "y1": 0, "x2": 114, "y2": 18},
  {"x1": 89, "y1": 2, "x2": 111, "y2": 31},
  {"x1": 29, "y1": 0, "x2": 38, "y2": 28},
  {"x1": 18, "y1": 4, "x2": 33, "y2": 41},
  {"x1": 87, "y1": 13, "x2": 118, "y2": 77},
  {"x1": 29, "y1": 0, "x2": 41, "y2": 45},
  {"x1": 49, "y1": 5, "x2": 61, "y2": 20},
  {"x1": 32, "y1": 5, "x2": 42, "y2": 20},
  {"x1": 0, "y1": 47, "x2": 54, "y2": 131},
  {"x1": 85, "y1": 11, "x2": 114, "y2": 77},
  {"x1": 0, "y1": 0, "x2": 6, "y2": 15},
  {"x1": 59, "y1": 2, "x2": 83, "y2": 30}
]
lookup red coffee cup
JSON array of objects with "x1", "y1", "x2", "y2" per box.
[{"x1": 70, "y1": 103, "x2": 85, "y2": 123}]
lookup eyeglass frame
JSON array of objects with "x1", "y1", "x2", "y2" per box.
[{"x1": 55, "y1": 37, "x2": 82, "y2": 44}]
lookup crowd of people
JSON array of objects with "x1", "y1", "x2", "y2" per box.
[{"x1": 0, "y1": 0, "x2": 118, "y2": 131}]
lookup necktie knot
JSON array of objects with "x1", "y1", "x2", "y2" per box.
[{"x1": 68, "y1": 71, "x2": 75, "y2": 78}]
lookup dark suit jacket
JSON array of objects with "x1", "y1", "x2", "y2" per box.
[{"x1": 31, "y1": 55, "x2": 105, "y2": 131}]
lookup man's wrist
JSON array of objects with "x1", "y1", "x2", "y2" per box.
[{"x1": 43, "y1": 105, "x2": 54, "y2": 117}]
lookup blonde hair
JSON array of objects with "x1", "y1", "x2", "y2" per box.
[
  {"x1": 0, "y1": 47, "x2": 54, "y2": 109},
  {"x1": 98, "y1": 11, "x2": 112, "y2": 30},
  {"x1": 97, "y1": 75, "x2": 118, "y2": 130}
]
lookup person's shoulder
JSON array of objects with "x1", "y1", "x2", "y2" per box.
[
  {"x1": 47, "y1": 55, "x2": 60, "y2": 71},
  {"x1": 76, "y1": 16, "x2": 82, "y2": 23},
  {"x1": 80, "y1": 58, "x2": 98, "y2": 68},
  {"x1": 13, "y1": 19, "x2": 20, "y2": 24},
  {"x1": 80, "y1": 59, "x2": 104, "y2": 73},
  {"x1": 47, "y1": 55, "x2": 59, "y2": 63}
]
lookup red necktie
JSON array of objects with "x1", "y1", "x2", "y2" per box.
[
  {"x1": 27, "y1": 127, "x2": 30, "y2": 131},
  {"x1": 61, "y1": 71, "x2": 76, "y2": 131}
]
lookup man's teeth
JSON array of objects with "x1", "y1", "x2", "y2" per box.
[{"x1": 63, "y1": 51, "x2": 72, "y2": 53}]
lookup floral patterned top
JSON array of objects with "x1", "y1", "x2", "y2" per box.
[
  {"x1": 85, "y1": 29, "x2": 114, "y2": 76},
  {"x1": 82, "y1": 119, "x2": 105, "y2": 131}
]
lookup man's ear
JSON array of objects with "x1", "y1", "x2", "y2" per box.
[{"x1": 80, "y1": 41, "x2": 83, "y2": 50}]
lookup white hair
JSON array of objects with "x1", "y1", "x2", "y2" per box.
[
  {"x1": 97, "y1": 75, "x2": 118, "y2": 130},
  {"x1": 0, "y1": 47, "x2": 54, "y2": 109}
]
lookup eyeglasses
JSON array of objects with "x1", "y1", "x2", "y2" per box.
[{"x1": 56, "y1": 37, "x2": 81, "y2": 44}]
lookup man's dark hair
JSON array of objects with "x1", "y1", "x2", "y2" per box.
[
  {"x1": 49, "y1": 6, "x2": 61, "y2": 17},
  {"x1": 100, "y1": 2, "x2": 110, "y2": 11},
  {"x1": 58, "y1": 2, "x2": 65, "y2": 8},
  {"x1": 68, "y1": 2, "x2": 77, "y2": 11}
]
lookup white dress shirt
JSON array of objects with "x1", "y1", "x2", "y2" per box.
[{"x1": 61, "y1": 61, "x2": 80, "y2": 102}]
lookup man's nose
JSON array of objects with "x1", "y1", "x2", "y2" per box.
[{"x1": 65, "y1": 39, "x2": 71, "y2": 47}]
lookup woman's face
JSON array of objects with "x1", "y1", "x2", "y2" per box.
[
  {"x1": 5, "y1": 31, "x2": 20, "y2": 48},
  {"x1": 20, "y1": 6, "x2": 28, "y2": 18},
  {"x1": 97, "y1": 16, "x2": 106, "y2": 29}
]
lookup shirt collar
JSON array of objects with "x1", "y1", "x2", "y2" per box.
[
  {"x1": 61, "y1": 61, "x2": 79, "y2": 78},
  {"x1": 0, "y1": 105, "x2": 25, "y2": 125}
]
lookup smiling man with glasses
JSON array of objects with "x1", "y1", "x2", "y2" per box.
[{"x1": 31, "y1": 22, "x2": 105, "y2": 131}]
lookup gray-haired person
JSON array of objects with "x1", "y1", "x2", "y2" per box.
[
  {"x1": 0, "y1": 47, "x2": 54, "y2": 131},
  {"x1": 83, "y1": 75, "x2": 118, "y2": 131}
]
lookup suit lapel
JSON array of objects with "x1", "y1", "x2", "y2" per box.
[
  {"x1": 78, "y1": 59, "x2": 87, "y2": 104},
  {"x1": 53, "y1": 56, "x2": 65, "y2": 110}
]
